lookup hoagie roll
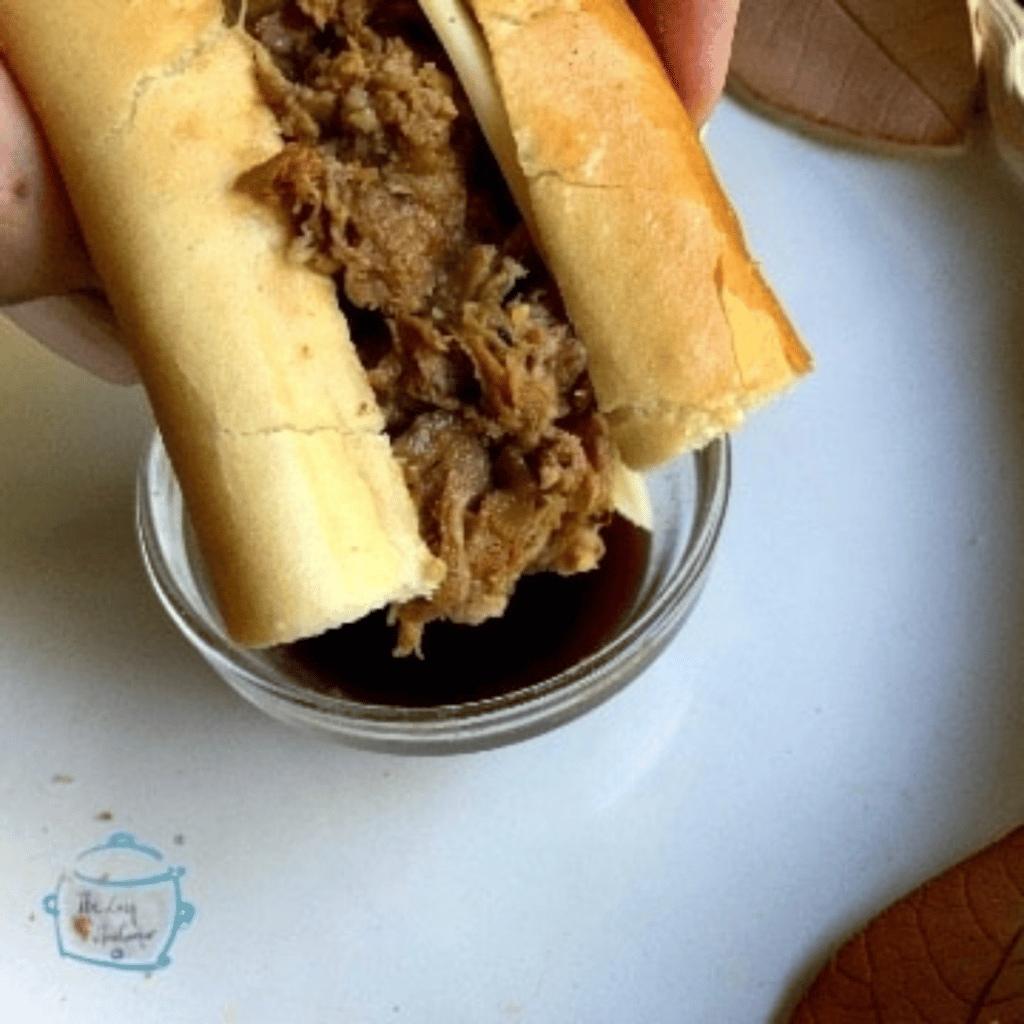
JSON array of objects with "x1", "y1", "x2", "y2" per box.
[{"x1": 0, "y1": 0, "x2": 810, "y2": 651}]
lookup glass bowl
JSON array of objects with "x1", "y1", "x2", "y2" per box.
[{"x1": 136, "y1": 431, "x2": 730, "y2": 754}]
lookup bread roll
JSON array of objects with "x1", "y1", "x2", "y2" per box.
[
  {"x1": 0, "y1": 0, "x2": 809, "y2": 648},
  {"x1": 0, "y1": 0, "x2": 444, "y2": 646},
  {"x1": 459, "y1": 0, "x2": 812, "y2": 466}
]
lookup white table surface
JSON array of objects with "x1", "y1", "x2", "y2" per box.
[{"x1": 3, "y1": 97, "x2": 1023, "y2": 1023}]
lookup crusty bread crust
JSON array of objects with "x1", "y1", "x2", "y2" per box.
[
  {"x1": 464, "y1": 0, "x2": 812, "y2": 467},
  {"x1": 0, "y1": 0, "x2": 444, "y2": 645}
]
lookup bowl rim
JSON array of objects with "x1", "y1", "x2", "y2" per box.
[{"x1": 136, "y1": 432, "x2": 730, "y2": 750}]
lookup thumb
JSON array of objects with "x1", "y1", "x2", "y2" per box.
[{"x1": 634, "y1": 0, "x2": 741, "y2": 127}]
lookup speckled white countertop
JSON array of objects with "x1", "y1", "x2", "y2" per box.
[{"x1": 2, "y1": 98, "x2": 1023, "y2": 1023}]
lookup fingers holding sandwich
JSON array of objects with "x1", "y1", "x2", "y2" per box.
[
  {"x1": 631, "y1": 0, "x2": 741, "y2": 126},
  {"x1": 0, "y1": 58, "x2": 136, "y2": 382},
  {"x1": 0, "y1": 60, "x2": 93, "y2": 301}
]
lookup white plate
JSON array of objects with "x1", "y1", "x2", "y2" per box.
[{"x1": 2, "y1": 97, "x2": 1023, "y2": 1022}]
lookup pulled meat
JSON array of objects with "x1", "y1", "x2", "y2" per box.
[{"x1": 242, "y1": 0, "x2": 615, "y2": 655}]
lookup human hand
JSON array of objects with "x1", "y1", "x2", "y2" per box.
[
  {"x1": 0, "y1": 58, "x2": 138, "y2": 384},
  {"x1": 0, "y1": 60, "x2": 138, "y2": 383}
]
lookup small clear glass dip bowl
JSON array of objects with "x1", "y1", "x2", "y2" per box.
[{"x1": 136, "y1": 431, "x2": 729, "y2": 754}]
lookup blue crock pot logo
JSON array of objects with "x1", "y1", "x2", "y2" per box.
[{"x1": 43, "y1": 832, "x2": 195, "y2": 971}]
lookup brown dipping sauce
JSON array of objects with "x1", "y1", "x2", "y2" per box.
[{"x1": 268, "y1": 514, "x2": 650, "y2": 707}]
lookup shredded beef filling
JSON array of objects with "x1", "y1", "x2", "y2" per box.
[{"x1": 241, "y1": 0, "x2": 615, "y2": 655}]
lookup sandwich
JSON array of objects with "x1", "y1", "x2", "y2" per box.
[{"x1": 0, "y1": 0, "x2": 811, "y2": 654}]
